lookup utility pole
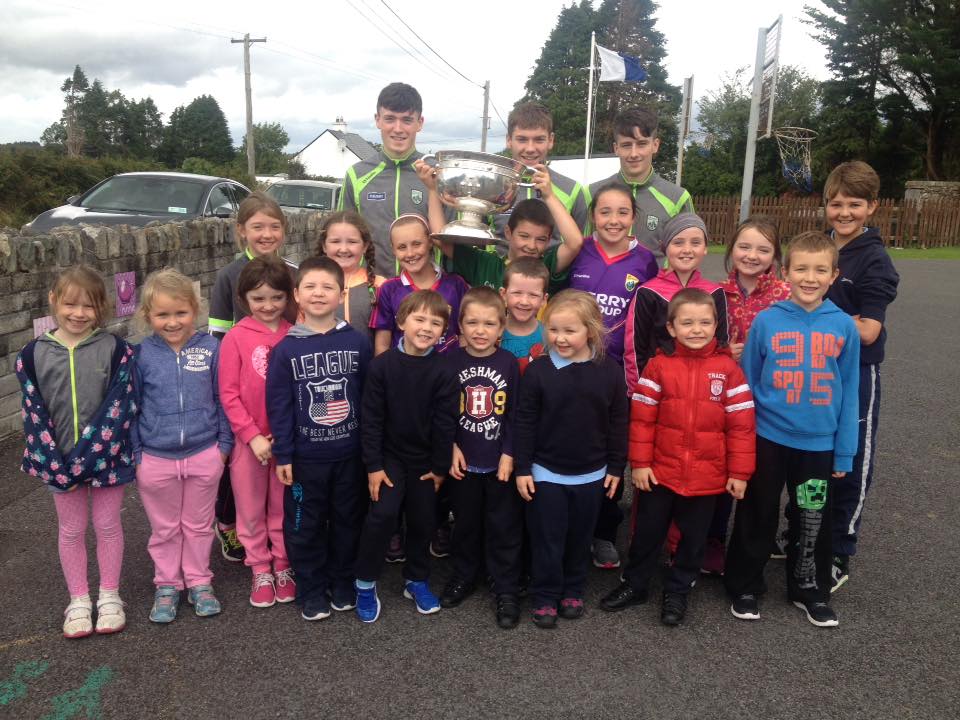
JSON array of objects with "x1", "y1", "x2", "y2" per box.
[
  {"x1": 481, "y1": 80, "x2": 490, "y2": 152},
  {"x1": 231, "y1": 33, "x2": 266, "y2": 177}
]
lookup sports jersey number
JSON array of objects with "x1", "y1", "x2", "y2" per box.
[{"x1": 770, "y1": 332, "x2": 845, "y2": 405}]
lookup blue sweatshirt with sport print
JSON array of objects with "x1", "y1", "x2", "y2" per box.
[
  {"x1": 133, "y1": 332, "x2": 233, "y2": 461},
  {"x1": 741, "y1": 299, "x2": 860, "y2": 473}
]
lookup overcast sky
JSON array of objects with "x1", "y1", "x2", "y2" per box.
[{"x1": 1, "y1": 0, "x2": 831, "y2": 155}]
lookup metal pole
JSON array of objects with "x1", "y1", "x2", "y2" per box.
[
  {"x1": 676, "y1": 76, "x2": 693, "y2": 184},
  {"x1": 231, "y1": 34, "x2": 266, "y2": 178},
  {"x1": 739, "y1": 27, "x2": 766, "y2": 223},
  {"x1": 481, "y1": 80, "x2": 490, "y2": 152},
  {"x1": 584, "y1": 31, "x2": 596, "y2": 182}
]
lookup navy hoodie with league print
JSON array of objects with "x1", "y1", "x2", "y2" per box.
[{"x1": 266, "y1": 321, "x2": 372, "y2": 465}]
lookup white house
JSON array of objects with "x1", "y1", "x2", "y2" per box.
[{"x1": 293, "y1": 118, "x2": 379, "y2": 180}]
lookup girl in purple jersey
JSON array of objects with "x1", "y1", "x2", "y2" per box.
[
  {"x1": 369, "y1": 214, "x2": 468, "y2": 355},
  {"x1": 567, "y1": 182, "x2": 658, "y2": 365}
]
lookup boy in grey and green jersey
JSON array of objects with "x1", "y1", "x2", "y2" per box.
[
  {"x1": 492, "y1": 102, "x2": 590, "y2": 248},
  {"x1": 338, "y1": 83, "x2": 435, "y2": 277},
  {"x1": 339, "y1": 148, "x2": 430, "y2": 277},
  {"x1": 589, "y1": 106, "x2": 693, "y2": 263}
]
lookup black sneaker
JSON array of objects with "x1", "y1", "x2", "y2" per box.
[
  {"x1": 330, "y1": 585, "x2": 356, "y2": 612},
  {"x1": 430, "y1": 524, "x2": 452, "y2": 558},
  {"x1": 384, "y1": 532, "x2": 406, "y2": 563},
  {"x1": 769, "y1": 529, "x2": 788, "y2": 560},
  {"x1": 301, "y1": 596, "x2": 331, "y2": 621},
  {"x1": 440, "y1": 578, "x2": 475, "y2": 608},
  {"x1": 495, "y1": 594, "x2": 520, "y2": 630},
  {"x1": 215, "y1": 525, "x2": 245, "y2": 562},
  {"x1": 558, "y1": 598, "x2": 585, "y2": 619},
  {"x1": 660, "y1": 592, "x2": 687, "y2": 626},
  {"x1": 730, "y1": 594, "x2": 761, "y2": 620},
  {"x1": 531, "y1": 605, "x2": 557, "y2": 629},
  {"x1": 793, "y1": 600, "x2": 839, "y2": 627},
  {"x1": 599, "y1": 582, "x2": 648, "y2": 612},
  {"x1": 830, "y1": 555, "x2": 849, "y2": 593}
]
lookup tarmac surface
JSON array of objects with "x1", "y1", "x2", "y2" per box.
[{"x1": 1, "y1": 255, "x2": 958, "y2": 719}]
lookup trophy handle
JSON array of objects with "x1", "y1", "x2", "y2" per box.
[
  {"x1": 420, "y1": 153, "x2": 437, "y2": 166},
  {"x1": 517, "y1": 163, "x2": 540, "y2": 188}
]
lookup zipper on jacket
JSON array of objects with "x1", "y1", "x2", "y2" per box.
[
  {"x1": 177, "y1": 352, "x2": 185, "y2": 447},
  {"x1": 68, "y1": 345, "x2": 79, "y2": 444},
  {"x1": 682, "y1": 357, "x2": 698, "y2": 482}
]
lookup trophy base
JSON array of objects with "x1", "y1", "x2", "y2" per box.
[{"x1": 431, "y1": 220, "x2": 503, "y2": 247}]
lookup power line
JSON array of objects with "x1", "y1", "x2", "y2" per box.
[
  {"x1": 344, "y1": 0, "x2": 461, "y2": 86},
  {"x1": 263, "y1": 42, "x2": 390, "y2": 84},
  {"x1": 489, "y1": 99, "x2": 509, "y2": 131},
  {"x1": 377, "y1": 0, "x2": 483, "y2": 88}
]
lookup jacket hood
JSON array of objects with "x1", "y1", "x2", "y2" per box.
[
  {"x1": 140, "y1": 331, "x2": 208, "y2": 352},
  {"x1": 768, "y1": 298, "x2": 845, "y2": 322},
  {"x1": 235, "y1": 315, "x2": 291, "y2": 335},
  {"x1": 838, "y1": 226, "x2": 884, "y2": 254},
  {"x1": 37, "y1": 328, "x2": 105, "y2": 349},
  {"x1": 287, "y1": 320, "x2": 350, "y2": 338}
]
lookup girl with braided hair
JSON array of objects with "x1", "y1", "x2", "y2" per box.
[{"x1": 316, "y1": 211, "x2": 385, "y2": 337}]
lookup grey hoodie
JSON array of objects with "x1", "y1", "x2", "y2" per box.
[{"x1": 33, "y1": 330, "x2": 116, "y2": 454}]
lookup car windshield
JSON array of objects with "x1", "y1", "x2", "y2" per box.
[
  {"x1": 267, "y1": 184, "x2": 334, "y2": 210},
  {"x1": 81, "y1": 176, "x2": 205, "y2": 214}
]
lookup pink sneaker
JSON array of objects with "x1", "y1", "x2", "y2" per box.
[
  {"x1": 274, "y1": 567, "x2": 296, "y2": 604},
  {"x1": 250, "y1": 572, "x2": 276, "y2": 607},
  {"x1": 701, "y1": 538, "x2": 726, "y2": 576}
]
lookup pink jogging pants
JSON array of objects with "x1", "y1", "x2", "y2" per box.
[{"x1": 229, "y1": 443, "x2": 287, "y2": 574}]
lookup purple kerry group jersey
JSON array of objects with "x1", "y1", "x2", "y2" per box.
[
  {"x1": 567, "y1": 237, "x2": 658, "y2": 364},
  {"x1": 369, "y1": 265, "x2": 469, "y2": 353}
]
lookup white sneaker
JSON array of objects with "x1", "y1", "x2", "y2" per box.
[
  {"x1": 95, "y1": 589, "x2": 126, "y2": 634},
  {"x1": 63, "y1": 595, "x2": 93, "y2": 639}
]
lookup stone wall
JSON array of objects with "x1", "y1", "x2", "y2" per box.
[
  {"x1": 0, "y1": 212, "x2": 325, "y2": 439},
  {"x1": 904, "y1": 180, "x2": 960, "y2": 204}
]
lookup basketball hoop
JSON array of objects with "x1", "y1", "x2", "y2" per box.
[{"x1": 774, "y1": 127, "x2": 817, "y2": 192}]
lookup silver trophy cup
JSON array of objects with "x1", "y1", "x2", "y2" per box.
[{"x1": 420, "y1": 150, "x2": 536, "y2": 245}]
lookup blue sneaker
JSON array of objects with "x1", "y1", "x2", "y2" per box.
[
  {"x1": 149, "y1": 586, "x2": 180, "y2": 624},
  {"x1": 403, "y1": 580, "x2": 440, "y2": 615},
  {"x1": 187, "y1": 585, "x2": 221, "y2": 617},
  {"x1": 355, "y1": 582, "x2": 381, "y2": 623}
]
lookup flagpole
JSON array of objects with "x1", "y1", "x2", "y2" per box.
[{"x1": 584, "y1": 31, "x2": 596, "y2": 183}]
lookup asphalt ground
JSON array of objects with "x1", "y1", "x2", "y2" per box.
[{"x1": 1, "y1": 255, "x2": 958, "y2": 719}]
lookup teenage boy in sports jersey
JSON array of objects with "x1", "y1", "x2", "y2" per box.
[
  {"x1": 339, "y1": 82, "x2": 430, "y2": 277},
  {"x1": 491, "y1": 102, "x2": 590, "y2": 246},
  {"x1": 590, "y1": 106, "x2": 693, "y2": 262}
]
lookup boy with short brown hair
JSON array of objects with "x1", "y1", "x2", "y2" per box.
[
  {"x1": 822, "y1": 160, "x2": 899, "y2": 591},
  {"x1": 590, "y1": 106, "x2": 693, "y2": 261}
]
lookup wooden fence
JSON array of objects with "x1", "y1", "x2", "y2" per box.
[{"x1": 691, "y1": 196, "x2": 960, "y2": 247}]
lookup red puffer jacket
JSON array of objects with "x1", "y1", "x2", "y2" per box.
[{"x1": 629, "y1": 340, "x2": 756, "y2": 496}]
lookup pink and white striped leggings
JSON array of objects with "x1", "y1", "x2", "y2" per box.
[{"x1": 51, "y1": 485, "x2": 125, "y2": 597}]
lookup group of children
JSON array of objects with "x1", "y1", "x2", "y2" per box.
[{"x1": 19, "y1": 82, "x2": 898, "y2": 638}]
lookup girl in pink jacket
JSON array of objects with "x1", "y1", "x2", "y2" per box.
[{"x1": 219, "y1": 256, "x2": 294, "y2": 608}]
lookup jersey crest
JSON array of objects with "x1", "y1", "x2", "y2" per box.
[
  {"x1": 646, "y1": 214, "x2": 659, "y2": 231},
  {"x1": 465, "y1": 384, "x2": 493, "y2": 419},
  {"x1": 306, "y1": 377, "x2": 351, "y2": 426},
  {"x1": 411, "y1": 189, "x2": 424, "y2": 205},
  {"x1": 710, "y1": 378, "x2": 724, "y2": 398},
  {"x1": 625, "y1": 273, "x2": 639, "y2": 292}
]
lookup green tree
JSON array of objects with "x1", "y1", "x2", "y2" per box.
[
  {"x1": 681, "y1": 66, "x2": 823, "y2": 197},
  {"x1": 520, "y1": 0, "x2": 678, "y2": 174},
  {"x1": 238, "y1": 122, "x2": 291, "y2": 174},
  {"x1": 159, "y1": 95, "x2": 234, "y2": 168},
  {"x1": 47, "y1": 65, "x2": 90, "y2": 157},
  {"x1": 806, "y1": 0, "x2": 960, "y2": 180}
]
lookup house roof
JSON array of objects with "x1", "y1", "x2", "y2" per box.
[{"x1": 295, "y1": 129, "x2": 379, "y2": 162}]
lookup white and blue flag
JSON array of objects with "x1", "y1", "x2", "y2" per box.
[{"x1": 597, "y1": 45, "x2": 647, "y2": 82}]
